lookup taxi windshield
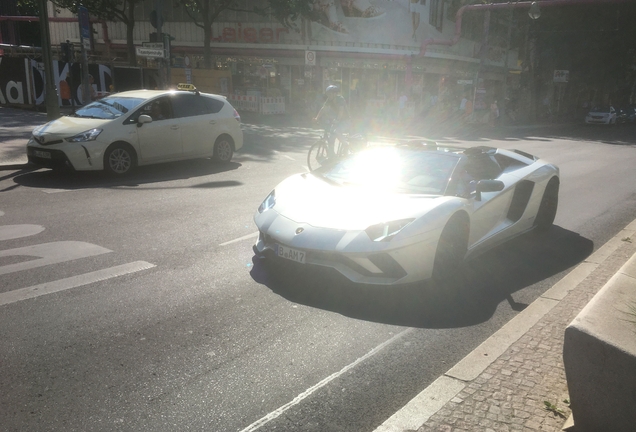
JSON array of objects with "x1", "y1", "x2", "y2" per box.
[{"x1": 73, "y1": 97, "x2": 145, "y2": 119}]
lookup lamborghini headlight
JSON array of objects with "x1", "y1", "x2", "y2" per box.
[
  {"x1": 365, "y1": 218, "x2": 414, "y2": 242},
  {"x1": 258, "y1": 190, "x2": 276, "y2": 213}
]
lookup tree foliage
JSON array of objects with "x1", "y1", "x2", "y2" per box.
[{"x1": 53, "y1": 0, "x2": 143, "y2": 65}]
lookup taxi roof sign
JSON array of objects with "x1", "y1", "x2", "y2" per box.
[{"x1": 177, "y1": 83, "x2": 198, "y2": 92}]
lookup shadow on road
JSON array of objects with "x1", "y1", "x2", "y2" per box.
[
  {"x1": 9, "y1": 159, "x2": 241, "y2": 191},
  {"x1": 250, "y1": 225, "x2": 593, "y2": 329}
]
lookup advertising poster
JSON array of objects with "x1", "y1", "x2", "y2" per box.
[
  {"x1": 211, "y1": 0, "x2": 452, "y2": 53},
  {"x1": 0, "y1": 57, "x2": 31, "y2": 105}
]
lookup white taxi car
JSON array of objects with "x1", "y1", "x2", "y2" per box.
[{"x1": 27, "y1": 84, "x2": 243, "y2": 175}]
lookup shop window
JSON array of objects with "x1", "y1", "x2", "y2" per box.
[{"x1": 429, "y1": 0, "x2": 444, "y2": 31}]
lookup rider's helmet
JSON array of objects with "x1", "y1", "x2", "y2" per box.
[{"x1": 325, "y1": 85, "x2": 340, "y2": 95}]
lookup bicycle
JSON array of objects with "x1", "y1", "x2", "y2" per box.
[{"x1": 306, "y1": 123, "x2": 367, "y2": 172}]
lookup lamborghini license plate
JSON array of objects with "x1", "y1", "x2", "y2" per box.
[{"x1": 276, "y1": 244, "x2": 306, "y2": 264}]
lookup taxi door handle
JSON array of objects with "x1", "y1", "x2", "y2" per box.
[
  {"x1": 170, "y1": 125, "x2": 179, "y2": 130},
  {"x1": 209, "y1": 120, "x2": 216, "y2": 125}
]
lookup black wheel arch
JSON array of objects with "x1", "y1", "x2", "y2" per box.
[
  {"x1": 103, "y1": 140, "x2": 138, "y2": 173},
  {"x1": 215, "y1": 133, "x2": 235, "y2": 151},
  {"x1": 104, "y1": 141, "x2": 138, "y2": 164}
]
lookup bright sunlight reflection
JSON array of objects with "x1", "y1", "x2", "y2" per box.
[{"x1": 341, "y1": 147, "x2": 403, "y2": 192}]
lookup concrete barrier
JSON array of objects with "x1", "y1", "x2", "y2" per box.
[
  {"x1": 227, "y1": 95, "x2": 259, "y2": 112},
  {"x1": 563, "y1": 253, "x2": 636, "y2": 432}
]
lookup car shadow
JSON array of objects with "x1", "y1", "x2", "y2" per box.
[
  {"x1": 9, "y1": 159, "x2": 242, "y2": 191},
  {"x1": 249, "y1": 225, "x2": 593, "y2": 329}
]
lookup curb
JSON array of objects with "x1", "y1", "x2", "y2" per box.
[{"x1": 373, "y1": 218, "x2": 636, "y2": 432}]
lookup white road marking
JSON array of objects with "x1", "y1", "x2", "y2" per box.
[
  {"x1": 238, "y1": 328, "x2": 413, "y2": 432},
  {"x1": 0, "y1": 224, "x2": 45, "y2": 241},
  {"x1": 283, "y1": 155, "x2": 295, "y2": 161},
  {"x1": 0, "y1": 261, "x2": 155, "y2": 306},
  {"x1": 41, "y1": 189, "x2": 75, "y2": 194},
  {"x1": 219, "y1": 232, "x2": 259, "y2": 246},
  {"x1": 0, "y1": 241, "x2": 112, "y2": 275}
]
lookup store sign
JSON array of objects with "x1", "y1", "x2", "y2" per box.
[
  {"x1": 211, "y1": 25, "x2": 289, "y2": 43},
  {"x1": 553, "y1": 70, "x2": 569, "y2": 83},
  {"x1": 457, "y1": 80, "x2": 473, "y2": 85},
  {"x1": 305, "y1": 51, "x2": 316, "y2": 66},
  {"x1": 142, "y1": 42, "x2": 164, "y2": 49}
]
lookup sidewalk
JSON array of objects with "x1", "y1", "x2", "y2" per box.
[{"x1": 375, "y1": 219, "x2": 636, "y2": 432}]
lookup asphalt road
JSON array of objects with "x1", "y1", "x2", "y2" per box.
[{"x1": 1, "y1": 120, "x2": 635, "y2": 431}]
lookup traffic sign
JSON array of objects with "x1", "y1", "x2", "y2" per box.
[
  {"x1": 78, "y1": 6, "x2": 91, "y2": 51},
  {"x1": 305, "y1": 50, "x2": 316, "y2": 66},
  {"x1": 553, "y1": 70, "x2": 569, "y2": 83},
  {"x1": 136, "y1": 47, "x2": 165, "y2": 58}
]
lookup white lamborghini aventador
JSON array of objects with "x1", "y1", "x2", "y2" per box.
[{"x1": 253, "y1": 143, "x2": 559, "y2": 285}]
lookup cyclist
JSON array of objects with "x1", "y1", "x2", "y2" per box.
[{"x1": 314, "y1": 85, "x2": 350, "y2": 158}]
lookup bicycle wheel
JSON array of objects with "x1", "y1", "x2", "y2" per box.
[{"x1": 307, "y1": 140, "x2": 329, "y2": 172}]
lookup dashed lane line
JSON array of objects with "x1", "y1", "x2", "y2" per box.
[
  {"x1": 219, "y1": 231, "x2": 259, "y2": 246},
  {"x1": 238, "y1": 328, "x2": 414, "y2": 432}
]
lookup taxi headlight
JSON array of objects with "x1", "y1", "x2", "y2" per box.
[
  {"x1": 65, "y1": 128, "x2": 103, "y2": 142},
  {"x1": 258, "y1": 190, "x2": 276, "y2": 213},
  {"x1": 365, "y1": 219, "x2": 414, "y2": 242}
]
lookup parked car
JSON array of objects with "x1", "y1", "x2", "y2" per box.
[
  {"x1": 616, "y1": 106, "x2": 636, "y2": 124},
  {"x1": 254, "y1": 143, "x2": 559, "y2": 286},
  {"x1": 585, "y1": 106, "x2": 617, "y2": 125},
  {"x1": 27, "y1": 84, "x2": 243, "y2": 175}
]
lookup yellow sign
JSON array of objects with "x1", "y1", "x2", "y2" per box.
[{"x1": 177, "y1": 83, "x2": 197, "y2": 91}]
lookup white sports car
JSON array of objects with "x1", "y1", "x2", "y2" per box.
[{"x1": 253, "y1": 143, "x2": 559, "y2": 285}]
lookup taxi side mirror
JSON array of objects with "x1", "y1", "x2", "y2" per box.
[{"x1": 137, "y1": 114, "x2": 153, "y2": 127}]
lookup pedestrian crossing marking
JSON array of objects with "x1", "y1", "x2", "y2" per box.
[
  {"x1": 0, "y1": 261, "x2": 156, "y2": 306},
  {"x1": 0, "y1": 241, "x2": 112, "y2": 275}
]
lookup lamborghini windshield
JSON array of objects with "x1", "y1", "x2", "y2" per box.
[{"x1": 320, "y1": 147, "x2": 460, "y2": 195}]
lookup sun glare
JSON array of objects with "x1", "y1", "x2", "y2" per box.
[{"x1": 345, "y1": 148, "x2": 403, "y2": 191}]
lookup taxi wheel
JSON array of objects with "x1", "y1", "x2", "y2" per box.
[
  {"x1": 104, "y1": 143, "x2": 136, "y2": 176},
  {"x1": 213, "y1": 135, "x2": 234, "y2": 163}
]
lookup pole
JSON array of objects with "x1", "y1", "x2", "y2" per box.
[
  {"x1": 80, "y1": 43, "x2": 91, "y2": 105},
  {"x1": 501, "y1": 3, "x2": 515, "y2": 123},
  {"x1": 155, "y1": 0, "x2": 165, "y2": 89},
  {"x1": 37, "y1": 0, "x2": 60, "y2": 120},
  {"x1": 78, "y1": 6, "x2": 91, "y2": 105}
]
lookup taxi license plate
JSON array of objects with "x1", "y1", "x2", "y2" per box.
[
  {"x1": 276, "y1": 244, "x2": 306, "y2": 264},
  {"x1": 34, "y1": 150, "x2": 52, "y2": 159}
]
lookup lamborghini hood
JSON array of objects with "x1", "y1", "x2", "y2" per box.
[{"x1": 270, "y1": 173, "x2": 445, "y2": 230}]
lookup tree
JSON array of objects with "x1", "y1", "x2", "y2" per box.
[
  {"x1": 176, "y1": 0, "x2": 316, "y2": 68},
  {"x1": 53, "y1": 0, "x2": 142, "y2": 66}
]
